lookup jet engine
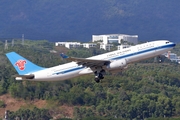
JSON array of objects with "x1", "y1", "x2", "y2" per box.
[{"x1": 106, "y1": 59, "x2": 127, "y2": 70}]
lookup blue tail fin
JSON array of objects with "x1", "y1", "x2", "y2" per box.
[
  {"x1": 60, "y1": 53, "x2": 69, "y2": 59},
  {"x1": 6, "y1": 52, "x2": 45, "y2": 75}
]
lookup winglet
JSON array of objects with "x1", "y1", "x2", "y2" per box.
[{"x1": 60, "y1": 53, "x2": 69, "y2": 59}]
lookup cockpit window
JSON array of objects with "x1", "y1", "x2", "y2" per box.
[{"x1": 166, "y1": 42, "x2": 169, "y2": 44}]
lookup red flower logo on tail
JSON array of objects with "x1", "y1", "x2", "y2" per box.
[{"x1": 15, "y1": 60, "x2": 27, "y2": 71}]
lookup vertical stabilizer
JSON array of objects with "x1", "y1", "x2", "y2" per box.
[{"x1": 6, "y1": 52, "x2": 45, "y2": 75}]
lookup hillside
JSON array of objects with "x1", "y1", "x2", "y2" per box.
[
  {"x1": 0, "y1": 0, "x2": 180, "y2": 42},
  {"x1": 1, "y1": 40, "x2": 180, "y2": 119},
  {"x1": 0, "y1": 94, "x2": 74, "y2": 119}
]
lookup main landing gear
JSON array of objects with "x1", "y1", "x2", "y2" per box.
[
  {"x1": 94, "y1": 70, "x2": 105, "y2": 83},
  {"x1": 154, "y1": 56, "x2": 162, "y2": 63}
]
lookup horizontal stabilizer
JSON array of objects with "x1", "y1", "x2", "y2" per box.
[
  {"x1": 12, "y1": 74, "x2": 34, "y2": 79},
  {"x1": 60, "y1": 53, "x2": 69, "y2": 59}
]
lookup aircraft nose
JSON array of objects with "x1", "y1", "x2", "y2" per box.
[{"x1": 172, "y1": 42, "x2": 176, "y2": 47}]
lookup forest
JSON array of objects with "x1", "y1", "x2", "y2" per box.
[{"x1": 0, "y1": 39, "x2": 180, "y2": 120}]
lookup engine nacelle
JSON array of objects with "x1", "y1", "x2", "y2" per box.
[{"x1": 106, "y1": 59, "x2": 127, "y2": 70}]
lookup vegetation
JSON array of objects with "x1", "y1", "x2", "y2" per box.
[
  {"x1": 0, "y1": 39, "x2": 180, "y2": 119},
  {"x1": 0, "y1": 100, "x2": 5, "y2": 108},
  {"x1": 8, "y1": 107, "x2": 52, "y2": 120}
]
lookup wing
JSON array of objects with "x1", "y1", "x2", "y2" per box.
[{"x1": 67, "y1": 57, "x2": 110, "y2": 68}]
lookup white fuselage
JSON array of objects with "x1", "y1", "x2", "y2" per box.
[{"x1": 17, "y1": 40, "x2": 175, "y2": 81}]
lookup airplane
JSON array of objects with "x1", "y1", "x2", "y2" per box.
[{"x1": 6, "y1": 40, "x2": 176, "y2": 83}]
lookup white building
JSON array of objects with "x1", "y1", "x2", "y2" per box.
[
  {"x1": 55, "y1": 42, "x2": 82, "y2": 49},
  {"x1": 92, "y1": 34, "x2": 138, "y2": 45},
  {"x1": 164, "y1": 51, "x2": 180, "y2": 64},
  {"x1": 83, "y1": 43, "x2": 97, "y2": 48},
  {"x1": 55, "y1": 34, "x2": 138, "y2": 51},
  {"x1": 55, "y1": 42, "x2": 97, "y2": 49},
  {"x1": 100, "y1": 44, "x2": 113, "y2": 51},
  {"x1": 117, "y1": 44, "x2": 131, "y2": 50}
]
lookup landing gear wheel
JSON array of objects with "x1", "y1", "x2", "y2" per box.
[
  {"x1": 98, "y1": 73, "x2": 104, "y2": 79},
  {"x1": 95, "y1": 78, "x2": 100, "y2": 83},
  {"x1": 158, "y1": 56, "x2": 162, "y2": 63},
  {"x1": 94, "y1": 70, "x2": 105, "y2": 83}
]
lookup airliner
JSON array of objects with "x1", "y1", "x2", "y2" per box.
[{"x1": 6, "y1": 40, "x2": 175, "y2": 83}]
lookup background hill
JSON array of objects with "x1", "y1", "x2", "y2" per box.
[
  {"x1": 0, "y1": 0, "x2": 180, "y2": 42},
  {"x1": 0, "y1": 39, "x2": 180, "y2": 119}
]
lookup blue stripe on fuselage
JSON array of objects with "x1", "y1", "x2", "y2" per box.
[
  {"x1": 52, "y1": 43, "x2": 175, "y2": 75},
  {"x1": 53, "y1": 66, "x2": 85, "y2": 75},
  {"x1": 110, "y1": 43, "x2": 175, "y2": 60}
]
